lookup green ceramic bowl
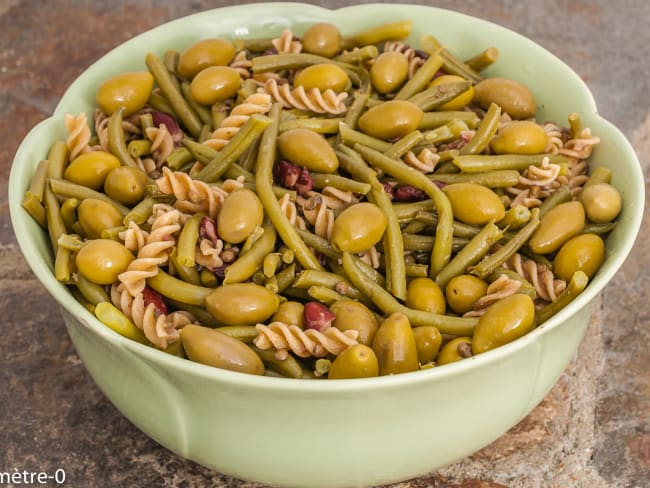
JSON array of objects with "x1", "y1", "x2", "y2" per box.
[{"x1": 9, "y1": 3, "x2": 644, "y2": 487}]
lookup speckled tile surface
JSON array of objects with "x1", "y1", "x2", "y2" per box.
[{"x1": 1, "y1": 1, "x2": 648, "y2": 487}]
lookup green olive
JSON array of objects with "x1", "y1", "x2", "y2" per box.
[
  {"x1": 445, "y1": 274, "x2": 488, "y2": 315},
  {"x1": 216, "y1": 188, "x2": 264, "y2": 244},
  {"x1": 371, "y1": 312, "x2": 418, "y2": 376},
  {"x1": 294, "y1": 63, "x2": 349, "y2": 93},
  {"x1": 272, "y1": 301, "x2": 305, "y2": 329},
  {"x1": 206, "y1": 283, "x2": 279, "y2": 326},
  {"x1": 529, "y1": 201, "x2": 585, "y2": 254},
  {"x1": 330, "y1": 300, "x2": 379, "y2": 345},
  {"x1": 63, "y1": 151, "x2": 121, "y2": 190},
  {"x1": 177, "y1": 38, "x2": 236, "y2": 79},
  {"x1": 490, "y1": 121, "x2": 548, "y2": 154},
  {"x1": 189, "y1": 66, "x2": 241, "y2": 105},
  {"x1": 437, "y1": 337, "x2": 473, "y2": 365},
  {"x1": 328, "y1": 344, "x2": 379, "y2": 379},
  {"x1": 413, "y1": 326, "x2": 442, "y2": 364},
  {"x1": 104, "y1": 166, "x2": 147, "y2": 205},
  {"x1": 96, "y1": 71, "x2": 154, "y2": 117},
  {"x1": 370, "y1": 51, "x2": 409, "y2": 94},
  {"x1": 442, "y1": 183, "x2": 505, "y2": 225},
  {"x1": 405, "y1": 277, "x2": 446, "y2": 314},
  {"x1": 330, "y1": 202, "x2": 387, "y2": 253},
  {"x1": 358, "y1": 100, "x2": 424, "y2": 140},
  {"x1": 77, "y1": 198, "x2": 124, "y2": 239},
  {"x1": 472, "y1": 294, "x2": 536, "y2": 354},
  {"x1": 473, "y1": 77, "x2": 536, "y2": 119},
  {"x1": 181, "y1": 324, "x2": 264, "y2": 375},
  {"x1": 277, "y1": 128, "x2": 339, "y2": 172},
  {"x1": 554, "y1": 233, "x2": 605, "y2": 282},
  {"x1": 301, "y1": 22, "x2": 342, "y2": 58},
  {"x1": 580, "y1": 183, "x2": 622, "y2": 224},
  {"x1": 428, "y1": 74, "x2": 474, "y2": 110},
  {"x1": 75, "y1": 239, "x2": 134, "y2": 285}
]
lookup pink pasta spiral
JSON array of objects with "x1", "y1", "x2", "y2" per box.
[
  {"x1": 202, "y1": 93, "x2": 272, "y2": 150},
  {"x1": 262, "y1": 79, "x2": 348, "y2": 114},
  {"x1": 253, "y1": 322, "x2": 359, "y2": 360}
]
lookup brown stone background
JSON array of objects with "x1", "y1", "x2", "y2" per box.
[{"x1": 1, "y1": 1, "x2": 648, "y2": 487}]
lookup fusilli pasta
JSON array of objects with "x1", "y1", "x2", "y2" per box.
[
  {"x1": 64, "y1": 113, "x2": 92, "y2": 160},
  {"x1": 262, "y1": 79, "x2": 348, "y2": 115},
  {"x1": 505, "y1": 253, "x2": 566, "y2": 303}
]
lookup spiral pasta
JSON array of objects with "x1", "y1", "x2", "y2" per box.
[
  {"x1": 64, "y1": 113, "x2": 93, "y2": 160},
  {"x1": 262, "y1": 79, "x2": 348, "y2": 114},
  {"x1": 463, "y1": 274, "x2": 522, "y2": 317},
  {"x1": 155, "y1": 167, "x2": 226, "y2": 218},
  {"x1": 383, "y1": 41, "x2": 425, "y2": 78},
  {"x1": 505, "y1": 253, "x2": 566, "y2": 303},
  {"x1": 278, "y1": 193, "x2": 307, "y2": 230},
  {"x1": 119, "y1": 220, "x2": 149, "y2": 253},
  {"x1": 195, "y1": 238, "x2": 225, "y2": 271},
  {"x1": 229, "y1": 50, "x2": 252, "y2": 79},
  {"x1": 202, "y1": 93, "x2": 272, "y2": 150},
  {"x1": 402, "y1": 147, "x2": 439, "y2": 173},
  {"x1": 145, "y1": 124, "x2": 174, "y2": 165},
  {"x1": 298, "y1": 193, "x2": 335, "y2": 240},
  {"x1": 271, "y1": 29, "x2": 302, "y2": 54},
  {"x1": 253, "y1": 322, "x2": 359, "y2": 360}
]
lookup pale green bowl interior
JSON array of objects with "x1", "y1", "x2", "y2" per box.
[{"x1": 8, "y1": 3, "x2": 645, "y2": 486}]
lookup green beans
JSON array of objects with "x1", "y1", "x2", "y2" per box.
[
  {"x1": 459, "y1": 102, "x2": 501, "y2": 155},
  {"x1": 384, "y1": 130, "x2": 423, "y2": 160},
  {"x1": 395, "y1": 50, "x2": 443, "y2": 100},
  {"x1": 310, "y1": 173, "x2": 371, "y2": 195},
  {"x1": 343, "y1": 20, "x2": 412, "y2": 48},
  {"x1": 419, "y1": 111, "x2": 480, "y2": 130},
  {"x1": 497, "y1": 205, "x2": 532, "y2": 229},
  {"x1": 49, "y1": 178, "x2": 129, "y2": 215},
  {"x1": 339, "y1": 122, "x2": 391, "y2": 152},
  {"x1": 279, "y1": 117, "x2": 342, "y2": 134},
  {"x1": 124, "y1": 197, "x2": 154, "y2": 225},
  {"x1": 223, "y1": 221, "x2": 277, "y2": 284},
  {"x1": 147, "y1": 268, "x2": 212, "y2": 306},
  {"x1": 453, "y1": 153, "x2": 569, "y2": 172},
  {"x1": 75, "y1": 273, "x2": 111, "y2": 305},
  {"x1": 407, "y1": 80, "x2": 472, "y2": 111},
  {"x1": 255, "y1": 104, "x2": 323, "y2": 271},
  {"x1": 177, "y1": 213, "x2": 203, "y2": 267},
  {"x1": 465, "y1": 46, "x2": 499, "y2": 72},
  {"x1": 95, "y1": 302, "x2": 148, "y2": 344},
  {"x1": 145, "y1": 53, "x2": 203, "y2": 138},
  {"x1": 536, "y1": 271, "x2": 589, "y2": 324},
  {"x1": 21, "y1": 192, "x2": 46, "y2": 228},
  {"x1": 46, "y1": 141, "x2": 69, "y2": 179},
  {"x1": 430, "y1": 170, "x2": 520, "y2": 188},
  {"x1": 538, "y1": 185, "x2": 572, "y2": 217},
  {"x1": 107, "y1": 107, "x2": 137, "y2": 167},
  {"x1": 43, "y1": 183, "x2": 66, "y2": 253}
]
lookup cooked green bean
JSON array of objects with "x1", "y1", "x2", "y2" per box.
[
  {"x1": 279, "y1": 117, "x2": 342, "y2": 134},
  {"x1": 405, "y1": 264, "x2": 428, "y2": 278},
  {"x1": 168, "y1": 250, "x2": 202, "y2": 286},
  {"x1": 343, "y1": 20, "x2": 412, "y2": 48},
  {"x1": 584, "y1": 221, "x2": 617, "y2": 235},
  {"x1": 538, "y1": 185, "x2": 572, "y2": 217},
  {"x1": 308, "y1": 285, "x2": 348, "y2": 304},
  {"x1": 177, "y1": 212, "x2": 203, "y2": 267},
  {"x1": 412, "y1": 211, "x2": 482, "y2": 238},
  {"x1": 402, "y1": 233, "x2": 469, "y2": 252},
  {"x1": 123, "y1": 197, "x2": 154, "y2": 225},
  {"x1": 536, "y1": 271, "x2": 589, "y2": 324},
  {"x1": 293, "y1": 269, "x2": 367, "y2": 302},
  {"x1": 224, "y1": 222, "x2": 277, "y2": 284},
  {"x1": 401, "y1": 220, "x2": 427, "y2": 235},
  {"x1": 339, "y1": 122, "x2": 391, "y2": 152},
  {"x1": 180, "y1": 81, "x2": 213, "y2": 127},
  {"x1": 60, "y1": 198, "x2": 79, "y2": 232},
  {"x1": 46, "y1": 141, "x2": 69, "y2": 179},
  {"x1": 497, "y1": 205, "x2": 531, "y2": 229},
  {"x1": 195, "y1": 114, "x2": 272, "y2": 182},
  {"x1": 255, "y1": 104, "x2": 323, "y2": 271},
  {"x1": 49, "y1": 178, "x2": 129, "y2": 215},
  {"x1": 430, "y1": 169, "x2": 520, "y2": 188},
  {"x1": 274, "y1": 263, "x2": 296, "y2": 293},
  {"x1": 342, "y1": 252, "x2": 477, "y2": 335},
  {"x1": 295, "y1": 228, "x2": 339, "y2": 260},
  {"x1": 147, "y1": 92, "x2": 175, "y2": 115},
  {"x1": 465, "y1": 46, "x2": 499, "y2": 72},
  {"x1": 166, "y1": 147, "x2": 194, "y2": 170},
  {"x1": 470, "y1": 208, "x2": 541, "y2": 279},
  {"x1": 419, "y1": 111, "x2": 480, "y2": 130},
  {"x1": 353, "y1": 143, "x2": 454, "y2": 277},
  {"x1": 127, "y1": 139, "x2": 152, "y2": 158},
  {"x1": 200, "y1": 269, "x2": 218, "y2": 287},
  {"x1": 335, "y1": 144, "x2": 384, "y2": 191},
  {"x1": 343, "y1": 92, "x2": 369, "y2": 129},
  {"x1": 420, "y1": 124, "x2": 455, "y2": 145},
  {"x1": 584, "y1": 166, "x2": 612, "y2": 187},
  {"x1": 395, "y1": 50, "x2": 443, "y2": 100},
  {"x1": 107, "y1": 107, "x2": 137, "y2": 167},
  {"x1": 453, "y1": 153, "x2": 569, "y2": 172},
  {"x1": 568, "y1": 112, "x2": 582, "y2": 140},
  {"x1": 420, "y1": 35, "x2": 483, "y2": 84},
  {"x1": 384, "y1": 130, "x2": 423, "y2": 159},
  {"x1": 407, "y1": 80, "x2": 472, "y2": 111},
  {"x1": 435, "y1": 221, "x2": 502, "y2": 289},
  {"x1": 310, "y1": 172, "x2": 372, "y2": 195},
  {"x1": 95, "y1": 302, "x2": 148, "y2": 344},
  {"x1": 21, "y1": 192, "x2": 46, "y2": 228},
  {"x1": 44, "y1": 183, "x2": 66, "y2": 254},
  {"x1": 252, "y1": 345, "x2": 304, "y2": 379},
  {"x1": 392, "y1": 199, "x2": 436, "y2": 221},
  {"x1": 460, "y1": 102, "x2": 501, "y2": 155},
  {"x1": 147, "y1": 268, "x2": 212, "y2": 306},
  {"x1": 76, "y1": 273, "x2": 111, "y2": 305},
  {"x1": 54, "y1": 245, "x2": 72, "y2": 282},
  {"x1": 335, "y1": 45, "x2": 379, "y2": 64},
  {"x1": 28, "y1": 159, "x2": 49, "y2": 201},
  {"x1": 262, "y1": 252, "x2": 282, "y2": 278},
  {"x1": 100, "y1": 225, "x2": 126, "y2": 241}
]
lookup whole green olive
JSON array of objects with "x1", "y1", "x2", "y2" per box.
[
  {"x1": 330, "y1": 300, "x2": 379, "y2": 345},
  {"x1": 206, "y1": 283, "x2": 280, "y2": 326},
  {"x1": 357, "y1": 100, "x2": 424, "y2": 140},
  {"x1": 554, "y1": 233, "x2": 605, "y2": 282},
  {"x1": 96, "y1": 71, "x2": 154, "y2": 117},
  {"x1": 177, "y1": 38, "x2": 236, "y2": 79},
  {"x1": 445, "y1": 274, "x2": 488, "y2": 315},
  {"x1": 330, "y1": 202, "x2": 387, "y2": 253},
  {"x1": 328, "y1": 344, "x2": 379, "y2": 379},
  {"x1": 104, "y1": 166, "x2": 148, "y2": 205},
  {"x1": 77, "y1": 198, "x2": 124, "y2": 239},
  {"x1": 405, "y1": 277, "x2": 446, "y2": 315},
  {"x1": 293, "y1": 63, "x2": 349, "y2": 93},
  {"x1": 301, "y1": 22, "x2": 342, "y2": 58},
  {"x1": 75, "y1": 238, "x2": 134, "y2": 285},
  {"x1": 63, "y1": 151, "x2": 121, "y2": 190},
  {"x1": 277, "y1": 128, "x2": 339, "y2": 172},
  {"x1": 428, "y1": 74, "x2": 474, "y2": 110},
  {"x1": 442, "y1": 183, "x2": 505, "y2": 225},
  {"x1": 472, "y1": 293, "x2": 535, "y2": 354},
  {"x1": 413, "y1": 326, "x2": 442, "y2": 364},
  {"x1": 580, "y1": 182, "x2": 622, "y2": 224},
  {"x1": 529, "y1": 201, "x2": 585, "y2": 254},
  {"x1": 272, "y1": 301, "x2": 305, "y2": 329},
  {"x1": 216, "y1": 188, "x2": 264, "y2": 244},
  {"x1": 473, "y1": 77, "x2": 536, "y2": 119},
  {"x1": 371, "y1": 312, "x2": 418, "y2": 376},
  {"x1": 189, "y1": 66, "x2": 241, "y2": 105},
  {"x1": 490, "y1": 120, "x2": 548, "y2": 155},
  {"x1": 437, "y1": 337, "x2": 473, "y2": 365},
  {"x1": 370, "y1": 51, "x2": 409, "y2": 94},
  {"x1": 181, "y1": 324, "x2": 264, "y2": 375}
]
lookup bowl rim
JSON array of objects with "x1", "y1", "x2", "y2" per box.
[{"x1": 9, "y1": 2, "x2": 646, "y2": 392}]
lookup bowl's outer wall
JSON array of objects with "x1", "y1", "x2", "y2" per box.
[{"x1": 8, "y1": 3, "x2": 645, "y2": 487}]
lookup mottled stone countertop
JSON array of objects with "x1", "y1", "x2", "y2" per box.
[{"x1": 1, "y1": 1, "x2": 648, "y2": 487}]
